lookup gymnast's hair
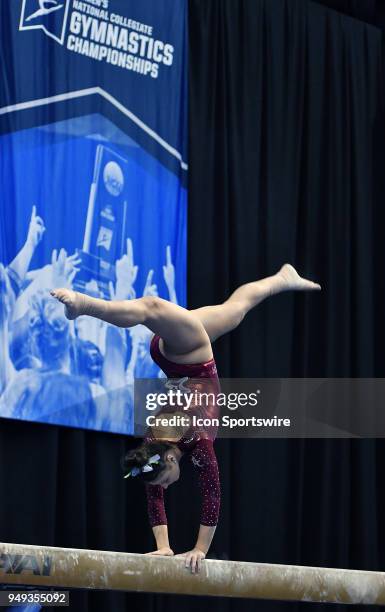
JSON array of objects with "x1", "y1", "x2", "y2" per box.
[{"x1": 121, "y1": 440, "x2": 175, "y2": 483}]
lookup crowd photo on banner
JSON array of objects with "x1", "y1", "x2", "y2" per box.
[{"x1": 0, "y1": 0, "x2": 187, "y2": 436}]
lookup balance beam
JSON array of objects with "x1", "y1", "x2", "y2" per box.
[{"x1": 0, "y1": 542, "x2": 384, "y2": 604}]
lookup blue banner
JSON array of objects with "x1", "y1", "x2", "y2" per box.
[{"x1": 0, "y1": 0, "x2": 188, "y2": 435}]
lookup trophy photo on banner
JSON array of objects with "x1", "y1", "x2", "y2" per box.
[{"x1": 75, "y1": 144, "x2": 129, "y2": 297}]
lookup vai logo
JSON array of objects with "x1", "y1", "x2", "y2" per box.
[
  {"x1": 0, "y1": 553, "x2": 52, "y2": 575},
  {"x1": 19, "y1": 0, "x2": 70, "y2": 45}
]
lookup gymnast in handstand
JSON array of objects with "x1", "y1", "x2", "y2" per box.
[{"x1": 51, "y1": 264, "x2": 320, "y2": 572}]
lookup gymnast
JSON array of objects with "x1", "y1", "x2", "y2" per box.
[{"x1": 51, "y1": 264, "x2": 320, "y2": 573}]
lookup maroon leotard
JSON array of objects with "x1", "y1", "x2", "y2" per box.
[{"x1": 145, "y1": 334, "x2": 221, "y2": 527}]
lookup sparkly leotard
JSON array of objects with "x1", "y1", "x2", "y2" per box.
[{"x1": 145, "y1": 334, "x2": 221, "y2": 527}]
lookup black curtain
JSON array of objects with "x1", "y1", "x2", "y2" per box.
[
  {"x1": 1, "y1": 1, "x2": 384, "y2": 611},
  {"x1": 312, "y1": 0, "x2": 382, "y2": 27}
]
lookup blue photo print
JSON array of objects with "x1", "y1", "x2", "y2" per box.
[{"x1": 0, "y1": 114, "x2": 187, "y2": 434}]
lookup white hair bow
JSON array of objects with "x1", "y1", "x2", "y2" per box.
[{"x1": 124, "y1": 454, "x2": 161, "y2": 478}]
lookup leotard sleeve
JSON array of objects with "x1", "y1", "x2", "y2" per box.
[
  {"x1": 145, "y1": 483, "x2": 167, "y2": 527},
  {"x1": 189, "y1": 438, "x2": 221, "y2": 526}
]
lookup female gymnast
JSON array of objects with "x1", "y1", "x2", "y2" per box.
[{"x1": 51, "y1": 264, "x2": 320, "y2": 572}]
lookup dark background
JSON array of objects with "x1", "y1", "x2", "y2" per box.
[{"x1": 1, "y1": 0, "x2": 385, "y2": 610}]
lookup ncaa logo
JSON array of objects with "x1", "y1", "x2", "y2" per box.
[{"x1": 19, "y1": 0, "x2": 70, "y2": 45}]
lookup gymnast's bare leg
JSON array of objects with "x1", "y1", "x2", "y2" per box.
[
  {"x1": 191, "y1": 263, "x2": 320, "y2": 342},
  {"x1": 50, "y1": 290, "x2": 213, "y2": 364},
  {"x1": 50, "y1": 264, "x2": 320, "y2": 359}
]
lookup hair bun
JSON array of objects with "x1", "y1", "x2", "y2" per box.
[
  {"x1": 132, "y1": 449, "x2": 146, "y2": 466},
  {"x1": 121, "y1": 449, "x2": 143, "y2": 472}
]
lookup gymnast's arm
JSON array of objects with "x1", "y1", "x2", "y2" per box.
[
  {"x1": 144, "y1": 483, "x2": 174, "y2": 556},
  {"x1": 176, "y1": 439, "x2": 220, "y2": 572}
]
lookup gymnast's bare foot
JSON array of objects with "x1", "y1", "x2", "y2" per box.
[
  {"x1": 50, "y1": 288, "x2": 85, "y2": 320},
  {"x1": 276, "y1": 264, "x2": 321, "y2": 292}
]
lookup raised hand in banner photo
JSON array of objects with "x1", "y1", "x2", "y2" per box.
[
  {"x1": 7, "y1": 205, "x2": 46, "y2": 294},
  {"x1": 163, "y1": 245, "x2": 177, "y2": 304},
  {"x1": 12, "y1": 248, "x2": 79, "y2": 323},
  {"x1": 63, "y1": 252, "x2": 81, "y2": 284},
  {"x1": 51, "y1": 248, "x2": 80, "y2": 288},
  {"x1": 115, "y1": 238, "x2": 138, "y2": 300},
  {"x1": 143, "y1": 269, "x2": 158, "y2": 297},
  {"x1": 27, "y1": 205, "x2": 45, "y2": 248}
]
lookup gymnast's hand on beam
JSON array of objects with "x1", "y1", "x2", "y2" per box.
[
  {"x1": 175, "y1": 548, "x2": 206, "y2": 573},
  {"x1": 145, "y1": 547, "x2": 174, "y2": 556}
]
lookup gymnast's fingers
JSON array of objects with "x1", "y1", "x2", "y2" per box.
[{"x1": 191, "y1": 553, "x2": 199, "y2": 574}]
